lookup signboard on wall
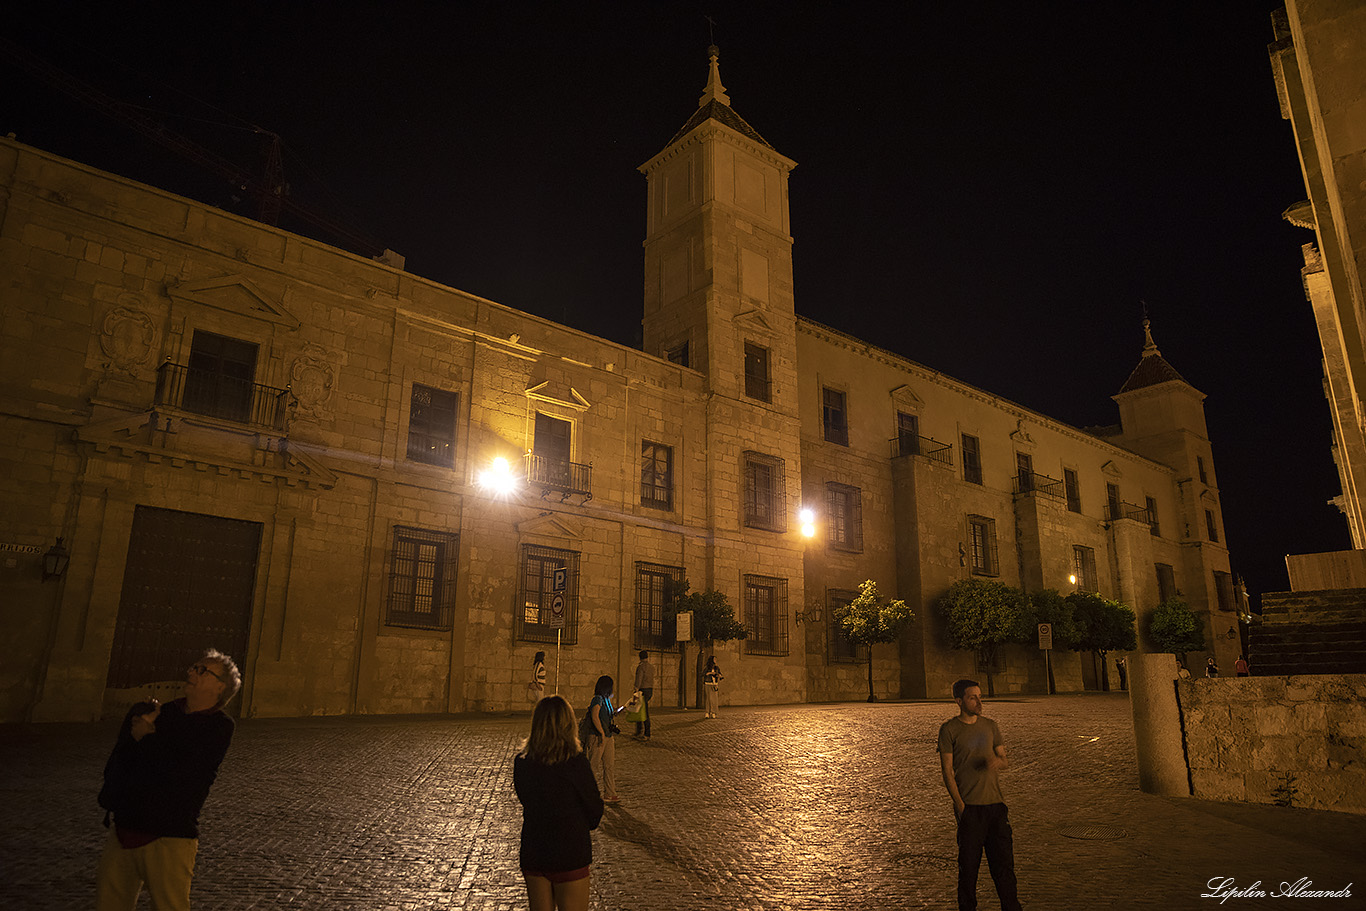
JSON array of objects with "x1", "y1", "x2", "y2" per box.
[{"x1": 675, "y1": 611, "x2": 693, "y2": 642}]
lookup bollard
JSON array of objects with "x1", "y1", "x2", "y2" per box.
[{"x1": 1128, "y1": 652, "x2": 1191, "y2": 797}]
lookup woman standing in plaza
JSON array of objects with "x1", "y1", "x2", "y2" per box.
[
  {"x1": 586, "y1": 675, "x2": 624, "y2": 804},
  {"x1": 513, "y1": 695, "x2": 603, "y2": 911},
  {"x1": 703, "y1": 656, "x2": 724, "y2": 718}
]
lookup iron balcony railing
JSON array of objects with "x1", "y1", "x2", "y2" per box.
[
  {"x1": 890, "y1": 433, "x2": 953, "y2": 466},
  {"x1": 1013, "y1": 470, "x2": 1066, "y2": 500},
  {"x1": 154, "y1": 361, "x2": 291, "y2": 430},
  {"x1": 1105, "y1": 501, "x2": 1155, "y2": 523},
  {"x1": 524, "y1": 453, "x2": 593, "y2": 500}
]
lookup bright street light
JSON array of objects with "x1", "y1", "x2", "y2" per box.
[{"x1": 477, "y1": 456, "x2": 519, "y2": 496}]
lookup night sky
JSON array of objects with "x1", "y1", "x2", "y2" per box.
[{"x1": 4, "y1": 2, "x2": 1349, "y2": 606}]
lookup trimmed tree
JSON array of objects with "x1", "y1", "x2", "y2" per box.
[
  {"x1": 665, "y1": 579, "x2": 748, "y2": 708},
  {"x1": 832, "y1": 579, "x2": 916, "y2": 702},
  {"x1": 937, "y1": 579, "x2": 1033, "y2": 696},
  {"x1": 1066, "y1": 592, "x2": 1137, "y2": 691},
  {"x1": 1148, "y1": 596, "x2": 1206, "y2": 670},
  {"x1": 1028, "y1": 589, "x2": 1081, "y2": 693}
]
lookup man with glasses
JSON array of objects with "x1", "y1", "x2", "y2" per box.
[{"x1": 96, "y1": 649, "x2": 241, "y2": 911}]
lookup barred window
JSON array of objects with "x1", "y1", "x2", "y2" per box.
[
  {"x1": 1064, "y1": 468, "x2": 1082, "y2": 513},
  {"x1": 407, "y1": 384, "x2": 458, "y2": 467},
  {"x1": 1146, "y1": 496, "x2": 1160, "y2": 536},
  {"x1": 827, "y1": 589, "x2": 865, "y2": 664},
  {"x1": 666, "y1": 341, "x2": 689, "y2": 368},
  {"x1": 634, "y1": 562, "x2": 683, "y2": 650},
  {"x1": 1072, "y1": 545, "x2": 1097, "y2": 592},
  {"x1": 1155, "y1": 563, "x2": 1177, "y2": 605},
  {"x1": 961, "y1": 434, "x2": 982, "y2": 485},
  {"x1": 1205, "y1": 509, "x2": 1220, "y2": 543},
  {"x1": 968, "y1": 515, "x2": 998, "y2": 576},
  {"x1": 743, "y1": 451, "x2": 787, "y2": 532},
  {"x1": 826, "y1": 482, "x2": 863, "y2": 552},
  {"x1": 822, "y1": 387, "x2": 849, "y2": 445},
  {"x1": 744, "y1": 575, "x2": 789, "y2": 656},
  {"x1": 386, "y1": 526, "x2": 459, "y2": 630},
  {"x1": 517, "y1": 545, "x2": 580, "y2": 645},
  {"x1": 744, "y1": 342, "x2": 771, "y2": 402},
  {"x1": 1214, "y1": 570, "x2": 1236, "y2": 612},
  {"x1": 641, "y1": 441, "x2": 674, "y2": 510}
]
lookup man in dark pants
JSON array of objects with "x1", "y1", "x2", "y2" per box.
[
  {"x1": 96, "y1": 649, "x2": 240, "y2": 911},
  {"x1": 938, "y1": 678, "x2": 1024, "y2": 911},
  {"x1": 633, "y1": 650, "x2": 654, "y2": 740}
]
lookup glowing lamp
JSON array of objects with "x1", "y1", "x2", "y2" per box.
[
  {"x1": 799, "y1": 508, "x2": 816, "y2": 539},
  {"x1": 477, "y1": 457, "x2": 519, "y2": 496}
]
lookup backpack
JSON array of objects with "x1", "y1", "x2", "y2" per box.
[{"x1": 578, "y1": 702, "x2": 598, "y2": 746}]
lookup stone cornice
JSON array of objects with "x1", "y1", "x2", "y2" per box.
[{"x1": 796, "y1": 317, "x2": 1176, "y2": 475}]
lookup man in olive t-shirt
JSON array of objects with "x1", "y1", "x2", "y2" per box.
[{"x1": 938, "y1": 678, "x2": 1023, "y2": 911}]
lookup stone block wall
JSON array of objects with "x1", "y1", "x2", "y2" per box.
[{"x1": 1178, "y1": 674, "x2": 1366, "y2": 814}]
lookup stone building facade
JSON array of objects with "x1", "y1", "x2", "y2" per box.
[
  {"x1": 1269, "y1": 2, "x2": 1366, "y2": 551},
  {"x1": 0, "y1": 50, "x2": 1239, "y2": 721}
]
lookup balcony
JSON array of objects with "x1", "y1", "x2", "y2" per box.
[
  {"x1": 1013, "y1": 470, "x2": 1066, "y2": 501},
  {"x1": 1105, "y1": 500, "x2": 1155, "y2": 523},
  {"x1": 890, "y1": 433, "x2": 953, "y2": 466},
  {"x1": 525, "y1": 453, "x2": 593, "y2": 501},
  {"x1": 154, "y1": 361, "x2": 291, "y2": 430}
]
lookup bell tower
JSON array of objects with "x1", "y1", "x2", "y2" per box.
[
  {"x1": 638, "y1": 47, "x2": 807, "y2": 700},
  {"x1": 638, "y1": 45, "x2": 799, "y2": 408}
]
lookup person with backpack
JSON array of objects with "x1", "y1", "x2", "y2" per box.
[
  {"x1": 96, "y1": 649, "x2": 240, "y2": 911},
  {"x1": 582, "y1": 675, "x2": 625, "y2": 805}
]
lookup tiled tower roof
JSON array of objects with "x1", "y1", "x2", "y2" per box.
[
  {"x1": 1118, "y1": 318, "x2": 1189, "y2": 393},
  {"x1": 667, "y1": 46, "x2": 774, "y2": 150}
]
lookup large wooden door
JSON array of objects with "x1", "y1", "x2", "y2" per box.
[{"x1": 107, "y1": 506, "x2": 261, "y2": 694}]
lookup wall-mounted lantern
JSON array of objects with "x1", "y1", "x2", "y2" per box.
[
  {"x1": 476, "y1": 456, "x2": 520, "y2": 497},
  {"x1": 794, "y1": 608, "x2": 823, "y2": 625},
  {"x1": 42, "y1": 537, "x2": 70, "y2": 581},
  {"x1": 799, "y1": 508, "x2": 816, "y2": 539}
]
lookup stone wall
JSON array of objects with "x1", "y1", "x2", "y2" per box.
[{"x1": 1178, "y1": 674, "x2": 1366, "y2": 814}]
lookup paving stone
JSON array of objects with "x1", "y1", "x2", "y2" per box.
[{"x1": 1, "y1": 694, "x2": 1363, "y2": 910}]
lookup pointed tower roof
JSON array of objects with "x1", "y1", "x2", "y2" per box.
[
  {"x1": 666, "y1": 46, "x2": 775, "y2": 150},
  {"x1": 1117, "y1": 318, "x2": 1190, "y2": 393}
]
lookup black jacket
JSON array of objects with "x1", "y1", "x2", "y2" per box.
[
  {"x1": 102, "y1": 697, "x2": 234, "y2": 838},
  {"x1": 513, "y1": 752, "x2": 603, "y2": 872}
]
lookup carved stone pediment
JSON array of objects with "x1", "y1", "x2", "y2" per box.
[
  {"x1": 1009, "y1": 419, "x2": 1035, "y2": 447},
  {"x1": 1101, "y1": 460, "x2": 1123, "y2": 479},
  {"x1": 168, "y1": 274, "x2": 299, "y2": 329},
  {"x1": 516, "y1": 513, "x2": 583, "y2": 542},
  {"x1": 525, "y1": 381, "x2": 590, "y2": 411},
  {"x1": 889, "y1": 383, "x2": 924, "y2": 411},
  {"x1": 733, "y1": 308, "x2": 774, "y2": 336}
]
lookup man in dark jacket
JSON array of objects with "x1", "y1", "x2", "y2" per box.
[{"x1": 96, "y1": 649, "x2": 240, "y2": 911}]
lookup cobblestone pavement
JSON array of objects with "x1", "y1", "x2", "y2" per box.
[{"x1": 3, "y1": 693, "x2": 1363, "y2": 910}]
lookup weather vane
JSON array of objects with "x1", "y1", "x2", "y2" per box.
[{"x1": 705, "y1": 14, "x2": 717, "y2": 46}]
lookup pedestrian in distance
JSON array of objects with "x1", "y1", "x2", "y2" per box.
[
  {"x1": 1177, "y1": 662, "x2": 1193, "y2": 680},
  {"x1": 633, "y1": 650, "x2": 654, "y2": 740},
  {"x1": 703, "y1": 656, "x2": 723, "y2": 718},
  {"x1": 1115, "y1": 655, "x2": 1128, "y2": 691},
  {"x1": 95, "y1": 649, "x2": 241, "y2": 911},
  {"x1": 513, "y1": 695, "x2": 604, "y2": 911},
  {"x1": 585, "y1": 675, "x2": 626, "y2": 804},
  {"x1": 938, "y1": 678, "x2": 1024, "y2": 911},
  {"x1": 1205, "y1": 656, "x2": 1219, "y2": 678},
  {"x1": 528, "y1": 651, "x2": 547, "y2": 704},
  {"x1": 1234, "y1": 655, "x2": 1250, "y2": 677}
]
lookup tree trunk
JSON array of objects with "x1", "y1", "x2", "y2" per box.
[
  {"x1": 1098, "y1": 650, "x2": 1110, "y2": 692},
  {"x1": 866, "y1": 649, "x2": 877, "y2": 702}
]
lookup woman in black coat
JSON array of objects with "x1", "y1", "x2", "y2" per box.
[{"x1": 513, "y1": 694, "x2": 604, "y2": 911}]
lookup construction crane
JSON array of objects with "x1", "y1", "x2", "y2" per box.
[{"x1": 2, "y1": 36, "x2": 388, "y2": 259}]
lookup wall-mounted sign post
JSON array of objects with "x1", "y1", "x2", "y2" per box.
[
  {"x1": 1038, "y1": 623, "x2": 1054, "y2": 695},
  {"x1": 551, "y1": 567, "x2": 567, "y2": 693}
]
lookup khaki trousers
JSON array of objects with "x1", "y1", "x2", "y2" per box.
[
  {"x1": 587, "y1": 732, "x2": 617, "y2": 798},
  {"x1": 95, "y1": 829, "x2": 198, "y2": 911}
]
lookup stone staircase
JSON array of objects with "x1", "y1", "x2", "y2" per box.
[{"x1": 1252, "y1": 589, "x2": 1366, "y2": 675}]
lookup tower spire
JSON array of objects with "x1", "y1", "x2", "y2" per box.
[
  {"x1": 700, "y1": 44, "x2": 731, "y2": 107},
  {"x1": 1141, "y1": 317, "x2": 1161, "y2": 359}
]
